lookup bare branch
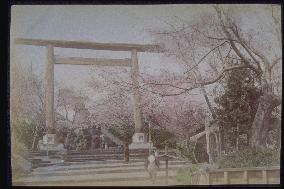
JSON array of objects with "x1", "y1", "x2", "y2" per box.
[
  {"x1": 184, "y1": 41, "x2": 229, "y2": 74},
  {"x1": 143, "y1": 82, "x2": 189, "y2": 91},
  {"x1": 229, "y1": 25, "x2": 262, "y2": 72},
  {"x1": 144, "y1": 64, "x2": 252, "y2": 97},
  {"x1": 269, "y1": 57, "x2": 281, "y2": 70},
  {"x1": 200, "y1": 64, "x2": 251, "y2": 86}
]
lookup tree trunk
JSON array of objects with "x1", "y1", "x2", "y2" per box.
[
  {"x1": 213, "y1": 132, "x2": 221, "y2": 156},
  {"x1": 192, "y1": 141, "x2": 198, "y2": 163},
  {"x1": 195, "y1": 68, "x2": 216, "y2": 119},
  {"x1": 236, "y1": 124, "x2": 239, "y2": 151},
  {"x1": 250, "y1": 90, "x2": 281, "y2": 149},
  {"x1": 218, "y1": 131, "x2": 222, "y2": 155},
  {"x1": 31, "y1": 131, "x2": 38, "y2": 151},
  {"x1": 31, "y1": 125, "x2": 39, "y2": 151},
  {"x1": 200, "y1": 86, "x2": 216, "y2": 119},
  {"x1": 246, "y1": 132, "x2": 250, "y2": 146},
  {"x1": 205, "y1": 121, "x2": 213, "y2": 164},
  {"x1": 124, "y1": 143, "x2": 129, "y2": 163}
]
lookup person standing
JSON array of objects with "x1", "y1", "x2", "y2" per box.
[
  {"x1": 154, "y1": 149, "x2": 160, "y2": 168},
  {"x1": 146, "y1": 151, "x2": 159, "y2": 184},
  {"x1": 57, "y1": 136, "x2": 67, "y2": 163},
  {"x1": 91, "y1": 135, "x2": 97, "y2": 150}
]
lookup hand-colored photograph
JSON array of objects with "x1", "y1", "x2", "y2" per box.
[{"x1": 10, "y1": 4, "x2": 281, "y2": 186}]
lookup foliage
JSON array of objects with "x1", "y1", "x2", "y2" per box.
[
  {"x1": 151, "y1": 5, "x2": 281, "y2": 149},
  {"x1": 109, "y1": 121, "x2": 177, "y2": 149},
  {"x1": 11, "y1": 121, "x2": 33, "y2": 178},
  {"x1": 65, "y1": 131, "x2": 77, "y2": 150},
  {"x1": 11, "y1": 136, "x2": 30, "y2": 178},
  {"x1": 142, "y1": 126, "x2": 177, "y2": 149},
  {"x1": 216, "y1": 147, "x2": 280, "y2": 168},
  {"x1": 74, "y1": 133, "x2": 88, "y2": 151},
  {"x1": 214, "y1": 68, "x2": 261, "y2": 152},
  {"x1": 110, "y1": 124, "x2": 134, "y2": 145},
  {"x1": 176, "y1": 137, "x2": 209, "y2": 163},
  {"x1": 13, "y1": 121, "x2": 37, "y2": 150},
  {"x1": 11, "y1": 130, "x2": 28, "y2": 158},
  {"x1": 176, "y1": 164, "x2": 199, "y2": 184},
  {"x1": 176, "y1": 139, "x2": 196, "y2": 163},
  {"x1": 62, "y1": 128, "x2": 95, "y2": 150},
  {"x1": 109, "y1": 124, "x2": 134, "y2": 162}
]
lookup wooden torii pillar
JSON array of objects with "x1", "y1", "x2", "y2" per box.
[{"x1": 14, "y1": 38, "x2": 162, "y2": 150}]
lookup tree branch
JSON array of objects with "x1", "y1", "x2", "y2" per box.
[
  {"x1": 215, "y1": 7, "x2": 262, "y2": 77},
  {"x1": 269, "y1": 57, "x2": 281, "y2": 70},
  {"x1": 184, "y1": 41, "x2": 229, "y2": 74},
  {"x1": 144, "y1": 64, "x2": 252, "y2": 97},
  {"x1": 229, "y1": 25, "x2": 262, "y2": 72}
]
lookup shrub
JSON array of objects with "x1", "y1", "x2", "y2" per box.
[
  {"x1": 176, "y1": 139, "x2": 196, "y2": 163},
  {"x1": 176, "y1": 164, "x2": 199, "y2": 184},
  {"x1": 11, "y1": 123, "x2": 32, "y2": 178},
  {"x1": 74, "y1": 133, "x2": 88, "y2": 150},
  {"x1": 13, "y1": 121, "x2": 36, "y2": 150},
  {"x1": 150, "y1": 128, "x2": 177, "y2": 149},
  {"x1": 216, "y1": 147, "x2": 280, "y2": 168}
]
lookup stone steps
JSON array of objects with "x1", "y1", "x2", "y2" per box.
[
  {"x1": 30, "y1": 157, "x2": 149, "y2": 169},
  {"x1": 29, "y1": 149, "x2": 174, "y2": 157},
  {"x1": 38, "y1": 177, "x2": 180, "y2": 186},
  {"x1": 19, "y1": 149, "x2": 187, "y2": 186},
  {"x1": 28, "y1": 149, "x2": 150, "y2": 155},
  {"x1": 34, "y1": 160, "x2": 188, "y2": 171},
  {"x1": 32, "y1": 165, "x2": 184, "y2": 177},
  {"x1": 32, "y1": 160, "x2": 187, "y2": 172},
  {"x1": 29, "y1": 152, "x2": 176, "y2": 161},
  {"x1": 14, "y1": 175, "x2": 179, "y2": 186},
  {"x1": 31, "y1": 160, "x2": 188, "y2": 172},
  {"x1": 28, "y1": 151, "x2": 150, "y2": 169},
  {"x1": 14, "y1": 168, "x2": 180, "y2": 186},
  {"x1": 14, "y1": 156, "x2": 188, "y2": 186}
]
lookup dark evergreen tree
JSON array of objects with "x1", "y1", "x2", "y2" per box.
[{"x1": 214, "y1": 68, "x2": 261, "y2": 153}]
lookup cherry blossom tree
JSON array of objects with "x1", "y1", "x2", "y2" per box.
[{"x1": 147, "y1": 5, "x2": 281, "y2": 149}]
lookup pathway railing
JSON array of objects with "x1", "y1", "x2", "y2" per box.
[{"x1": 192, "y1": 166, "x2": 280, "y2": 185}]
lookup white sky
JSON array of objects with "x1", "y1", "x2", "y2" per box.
[
  {"x1": 10, "y1": 5, "x2": 211, "y2": 102},
  {"x1": 10, "y1": 4, "x2": 279, "y2": 106}
]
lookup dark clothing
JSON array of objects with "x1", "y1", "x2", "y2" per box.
[{"x1": 91, "y1": 136, "x2": 101, "y2": 149}]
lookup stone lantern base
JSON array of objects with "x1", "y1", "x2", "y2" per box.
[
  {"x1": 129, "y1": 133, "x2": 151, "y2": 149},
  {"x1": 38, "y1": 134, "x2": 58, "y2": 151}
]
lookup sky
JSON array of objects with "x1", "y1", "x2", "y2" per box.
[
  {"x1": 10, "y1": 4, "x2": 279, "y2": 107},
  {"x1": 10, "y1": 5, "x2": 212, "y2": 101}
]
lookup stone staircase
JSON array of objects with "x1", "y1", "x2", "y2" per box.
[
  {"x1": 28, "y1": 148, "x2": 147, "y2": 168},
  {"x1": 14, "y1": 149, "x2": 189, "y2": 186}
]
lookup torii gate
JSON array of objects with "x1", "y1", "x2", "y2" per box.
[{"x1": 14, "y1": 38, "x2": 162, "y2": 149}]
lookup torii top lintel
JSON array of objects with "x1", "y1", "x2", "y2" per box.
[{"x1": 14, "y1": 38, "x2": 163, "y2": 53}]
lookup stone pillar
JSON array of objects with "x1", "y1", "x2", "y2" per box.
[
  {"x1": 130, "y1": 49, "x2": 143, "y2": 133},
  {"x1": 45, "y1": 45, "x2": 55, "y2": 134},
  {"x1": 129, "y1": 49, "x2": 150, "y2": 149}
]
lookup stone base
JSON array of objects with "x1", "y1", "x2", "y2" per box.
[
  {"x1": 39, "y1": 134, "x2": 58, "y2": 152},
  {"x1": 129, "y1": 142, "x2": 151, "y2": 149},
  {"x1": 43, "y1": 134, "x2": 56, "y2": 145},
  {"x1": 132, "y1": 133, "x2": 146, "y2": 143},
  {"x1": 38, "y1": 142, "x2": 59, "y2": 151},
  {"x1": 129, "y1": 133, "x2": 154, "y2": 149}
]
